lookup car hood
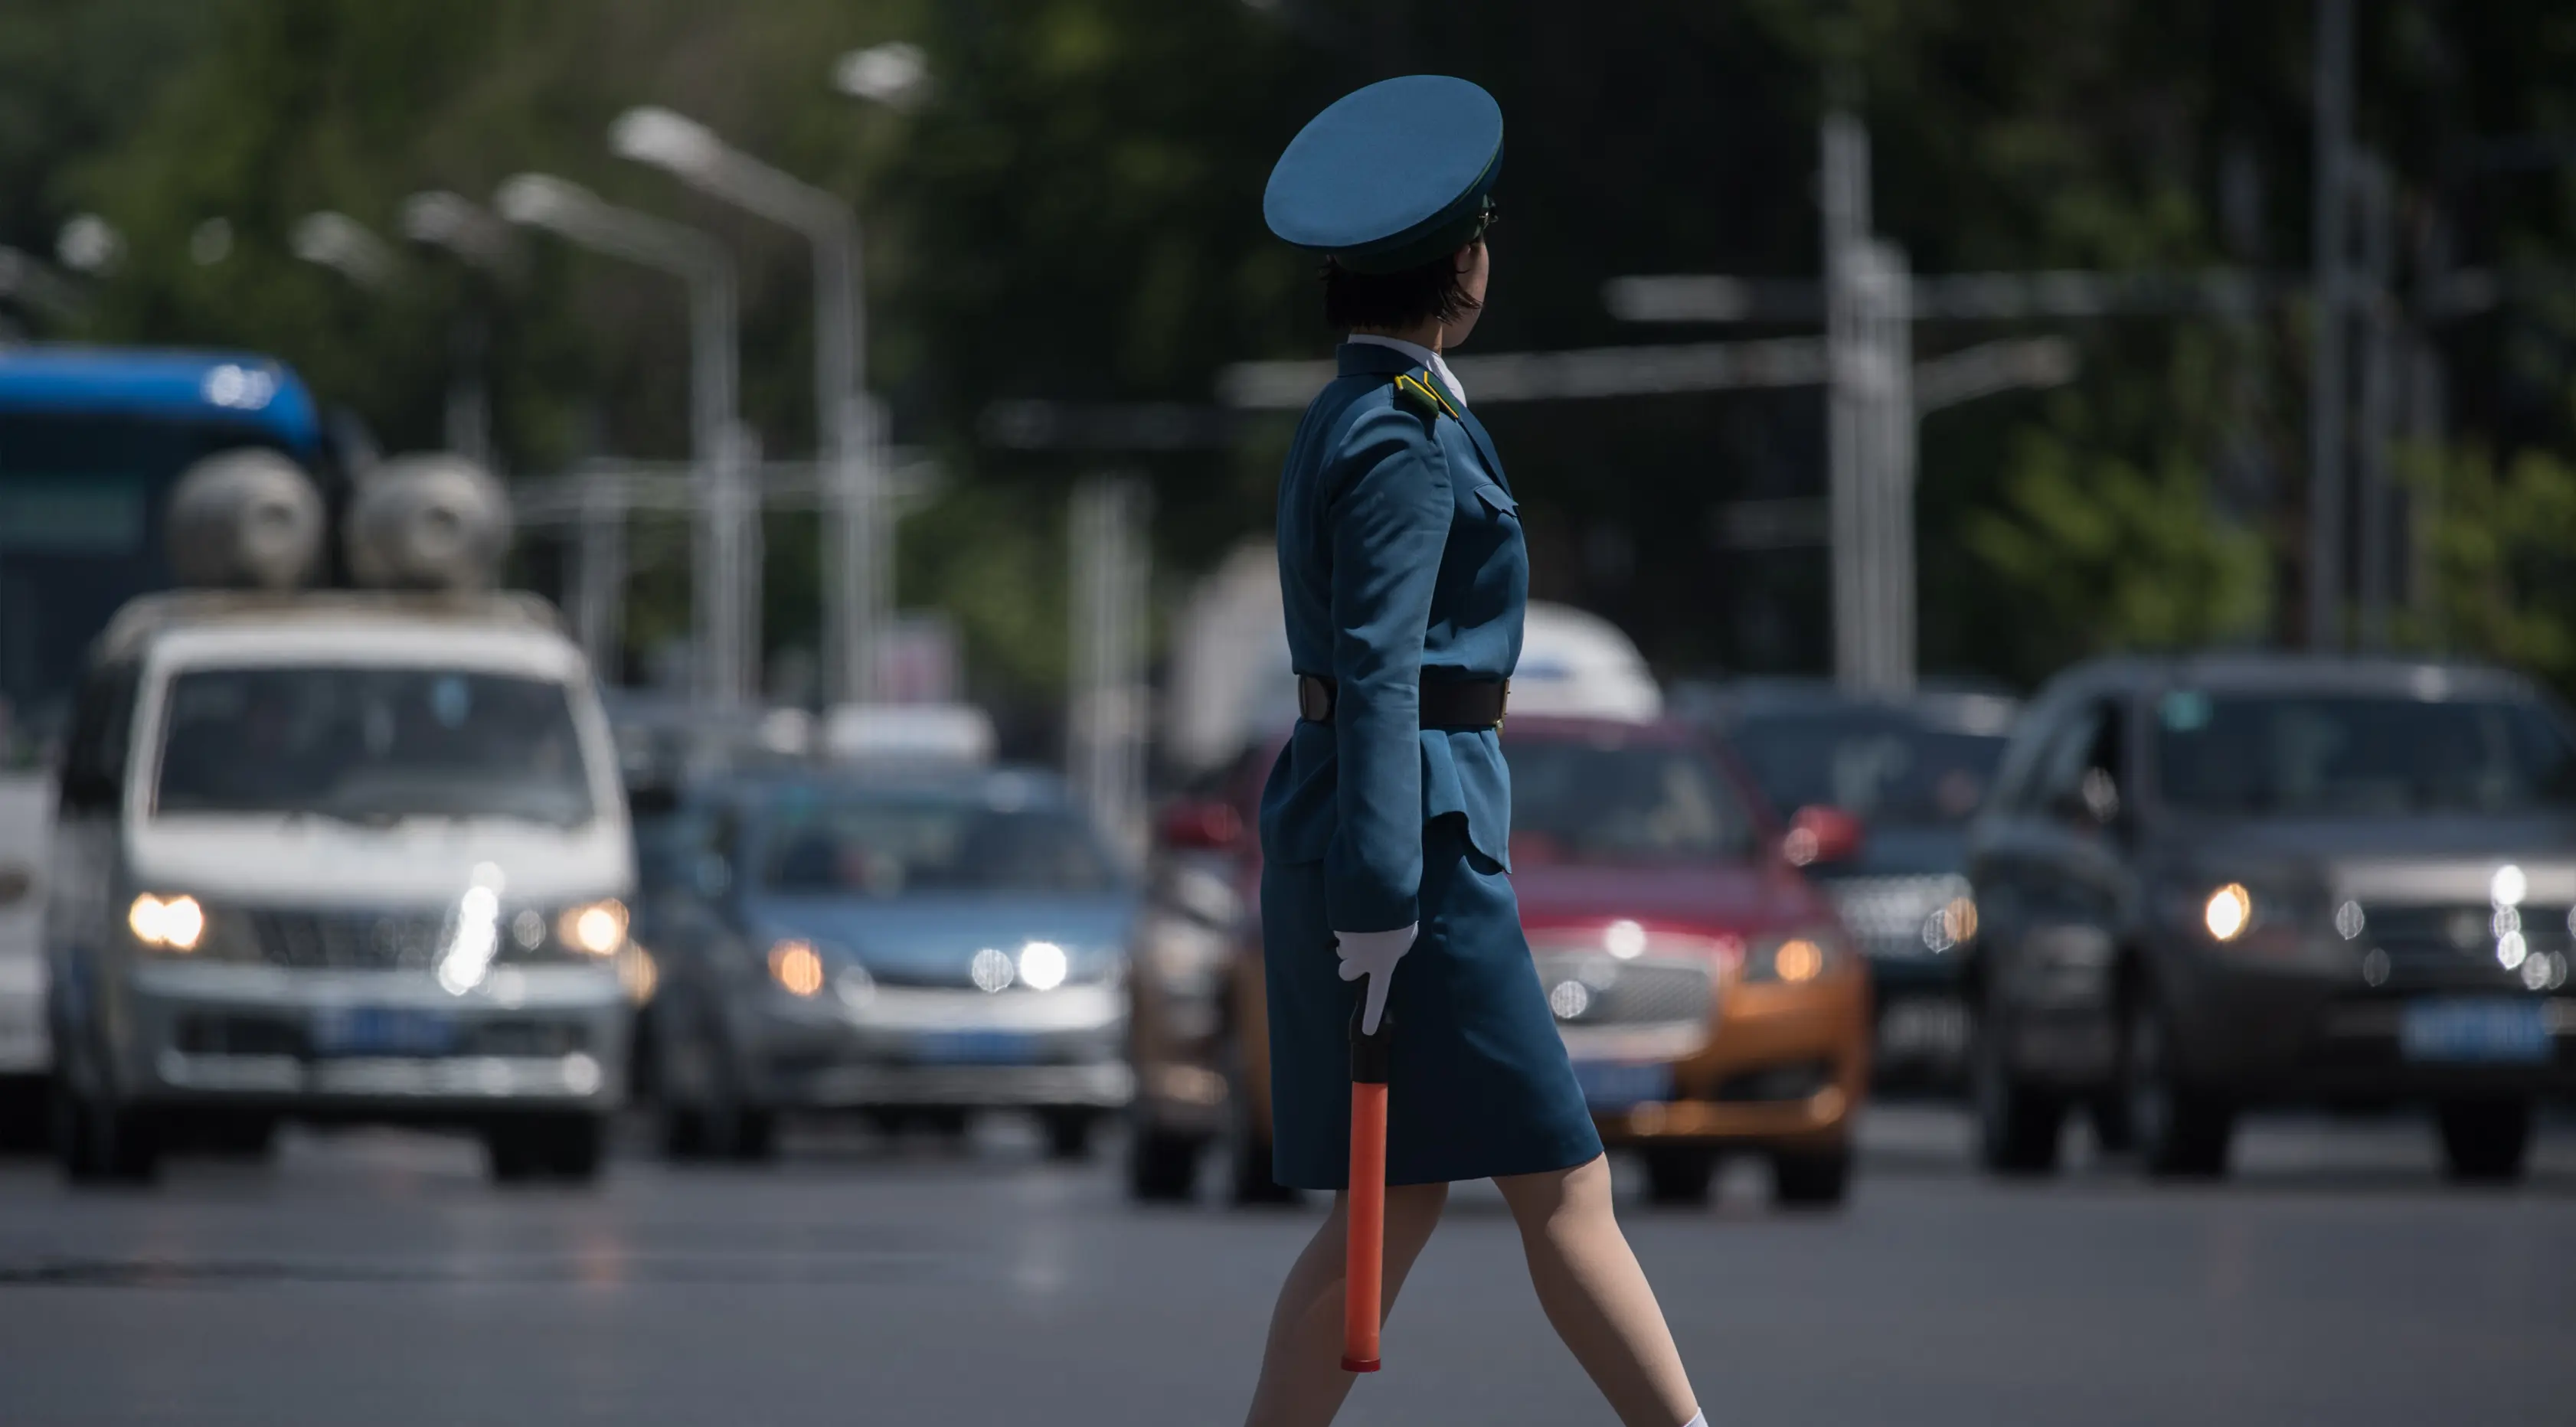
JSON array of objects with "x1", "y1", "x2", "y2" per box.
[
  {"x1": 1509, "y1": 860, "x2": 1832, "y2": 936},
  {"x1": 2151, "y1": 813, "x2": 2576, "y2": 906},
  {"x1": 747, "y1": 893, "x2": 1138, "y2": 977}
]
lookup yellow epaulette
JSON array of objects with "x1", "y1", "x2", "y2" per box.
[{"x1": 1391, "y1": 371, "x2": 1459, "y2": 420}]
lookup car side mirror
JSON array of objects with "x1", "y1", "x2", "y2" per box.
[
  {"x1": 1157, "y1": 799, "x2": 1244, "y2": 852},
  {"x1": 1783, "y1": 805, "x2": 1865, "y2": 867},
  {"x1": 2052, "y1": 767, "x2": 2123, "y2": 828}
]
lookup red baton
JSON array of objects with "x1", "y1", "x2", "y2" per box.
[{"x1": 1343, "y1": 1004, "x2": 1393, "y2": 1373}]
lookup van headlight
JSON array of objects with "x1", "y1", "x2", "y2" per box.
[
  {"x1": 128, "y1": 893, "x2": 206, "y2": 953},
  {"x1": 498, "y1": 899, "x2": 629, "y2": 962}
]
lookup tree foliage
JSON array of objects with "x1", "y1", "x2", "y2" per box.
[{"x1": 3, "y1": 1, "x2": 2574, "y2": 704}]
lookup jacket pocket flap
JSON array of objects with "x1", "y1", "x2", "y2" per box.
[{"x1": 1472, "y1": 483, "x2": 1518, "y2": 518}]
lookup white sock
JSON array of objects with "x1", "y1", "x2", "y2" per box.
[{"x1": 1679, "y1": 1414, "x2": 1706, "y2": 1427}]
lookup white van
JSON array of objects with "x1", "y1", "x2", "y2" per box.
[{"x1": 47, "y1": 590, "x2": 635, "y2": 1183}]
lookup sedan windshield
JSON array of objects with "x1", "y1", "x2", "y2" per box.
[
  {"x1": 2155, "y1": 690, "x2": 2576, "y2": 816},
  {"x1": 155, "y1": 666, "x2": 597, "y2": 826},
  {"x1": 1728, "y1": 710, "x2": 2006, "y2": 827},
  {"x1": 1505, "y1": 736, "x2": 1756, "y2": 863},
  {"x1": 760, "y1": 796, "x2": 1120, "y2": 897}
]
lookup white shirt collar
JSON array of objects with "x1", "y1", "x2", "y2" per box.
[{"x1": 1344, "y1": 334, "x2": 1466, "y2": 407}]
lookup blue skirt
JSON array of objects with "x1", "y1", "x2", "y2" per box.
[{"x1": 1261, "y1": 816, "x2": 1603, "y2": 1189}]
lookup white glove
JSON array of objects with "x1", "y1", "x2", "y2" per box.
[{"x1": 1335, "y1": 924, "x2": 1416, "y2": 1036}]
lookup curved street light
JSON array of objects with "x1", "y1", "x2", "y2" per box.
[
  {"x1": 498, "y1": 172, "x2": 756, "y2": 710},
  {"x1": 611, "y1": 104, "x2": 885, "y2": 707}
]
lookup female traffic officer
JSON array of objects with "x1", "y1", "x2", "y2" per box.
[{"x1": 1243, "y1": 75, "x2": 1705, "y2": 1427}]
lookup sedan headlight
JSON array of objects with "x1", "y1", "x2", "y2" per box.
[
  {"x1": 1741, "y1": 928, "x2": 1851, "y2": 985},
  {"x1": 768, "y1": 938, "x2": 828, "y2": 998},
  {"x1": 557, "y1": 899, "x2": 629, "y2": 956}
]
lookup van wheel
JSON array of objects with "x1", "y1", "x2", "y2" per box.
[
  {"x1": 1641, "y1": 1147, "x2": 1717, "y2": 1206},
  {"x1": 56, "y1": 1078, "x2": 160, "y2": 1185},
  {"x1": 2436, "y1": 1097, "x2": 2532, "y2": 1183},
  {"x1": 1973, "y1": 990, "x2": 2062, "y2": 1175},
  {"x1": 2126, "y1": 998, "x2": 2232, "y2": 1179},
  {"x1": 1771, "y1": 1145, "x2": 1852, "y2": 1209},
  {"x1": 0, "y1": 1075, "x2": 50, "y2": 1154},
  {"x1": 1126, "y1": 1123, "x2": 1204, "y2": 1202},
  {"x1": 1041, "y1": 1109, "x2": 1097, "y2": 1162}
]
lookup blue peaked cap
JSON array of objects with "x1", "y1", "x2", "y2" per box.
[{"x1": 1263, "y1": 75, "x2": 1502, "y2": 274}]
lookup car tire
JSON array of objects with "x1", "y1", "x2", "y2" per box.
[
  {"x1": 485, "y1": 1120, "x2": 548, "y2": 1182},
  {"x1": 0, "y1": 1075, "x2": 50, "y2": 1154},
  {"x1": 544, "y1": 1114, "x2": 610, "y2": 1182},
  {"x1": 1641, "y1": 1146, "x2": 1717, "y2": 1207},
  {"x1": 2126, "y1": 998, "x2": 2232, "y2": 1179},
  {"x1": 1972, "y1": 987, "x2": 2063, "y2": 1176},
  {"x1": 200, "y1": 1111, "x2": 280, "y2": 1161},
  {"x1": 1770, "y1": 1145, "x2": 1852, "y2": 1209},
  {"x1": 1041, "y1": 1108, "x2": 1097, "y2": 1163},
  {"x1": 2088, "y1": 1095, "x2": 2136, "y2": 1154},
  {"x1": 2435, "y1": 1097, "x2": 2532, "y2": 1184},
  {"x1": 1224, "y1": 1063, "x2": 1299, "y2": 1207},
  {"x1": 1126, "y1": 1122, "x2": 1204, "y2": 1202}
]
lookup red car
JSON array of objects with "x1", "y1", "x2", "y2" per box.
[{"x1": 1126, "y1": 715, "x2": 1871, "y2": 1208}]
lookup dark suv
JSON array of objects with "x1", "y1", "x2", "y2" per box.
[{"x1": 1966, "y1": 655, "x2": 2576, "y2": 1181}]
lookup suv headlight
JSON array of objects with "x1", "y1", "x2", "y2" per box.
[
  {"x1": 128, "y1": 893, "x2": 207, "y2": 953},
  {"x1": 2162, "y1": 877, "x2": 2322, "y2": 957},
  {"x1": 1742, "y1": 927, "x2": 1852, "y2": 984}
]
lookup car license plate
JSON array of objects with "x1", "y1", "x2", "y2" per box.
[
  {"x1": 310, "y1": 1006, "x2": 453, "y2": 1057},
  {"x1": 2399, "y1": 998, "x2": 2551, "y2": 1064},
  {"x1": 1572, "y1": 1060, "x2": 1672, "y2": 1110},
  {"x1": 913, "y1": 1030, "x2": 1037, "y2": 1065}
]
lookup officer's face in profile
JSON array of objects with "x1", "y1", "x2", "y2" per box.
[{"x1": 1443, "y1": 240, "x2": 1491, "y2": 348}]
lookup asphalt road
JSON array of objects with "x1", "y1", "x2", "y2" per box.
[{"x1": 3, "y1": 1107, "x2": 2572, "y2": 1426}]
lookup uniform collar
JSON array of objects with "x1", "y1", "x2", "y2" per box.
[{"x1": 1342, "y1": 334, "x2": 1466, "y2": 407}]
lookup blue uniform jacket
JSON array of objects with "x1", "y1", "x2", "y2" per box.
[{"x1": 1258, "y1": 341, "x2": 1526, "y2": 934}]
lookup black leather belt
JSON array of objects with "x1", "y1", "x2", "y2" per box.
[{"x1": 1297, "y1": 674, "x2": 1509, "y2": 730}]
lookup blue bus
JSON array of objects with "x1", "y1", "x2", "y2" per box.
[{"x1": 0, "y1": 347, "x2": 325, "y2": 1122}]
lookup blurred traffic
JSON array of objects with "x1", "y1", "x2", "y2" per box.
[{"x1": 2, "y1": 3, "x2": 2574, "y2": 1422}]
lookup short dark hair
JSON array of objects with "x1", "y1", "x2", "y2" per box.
[{"x1": 1321, "y1": 245, "x2": 1481, "y2": 331}]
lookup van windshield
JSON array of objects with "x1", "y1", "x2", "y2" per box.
[{"x1": 154, "y1": 666, "x2": 597, "y2": 827}]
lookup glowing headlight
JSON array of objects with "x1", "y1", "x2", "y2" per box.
[
  {"x1": 127, "y1": 893, "x2": 205, "y2": 952},
  {"x1": 2203, "y1": 883, "x2": 2252, "y2": 942},
  {"x1": 1018, "y1": 939, "x2": 1068, "y2": 991},
  {"x1": 557, "y1": 898, "x2": 629, "y2": 956},
  {"x1": 1743, "y1": 929, "x2": 1844, "y2": 984},
  {"x1": 769, "y1": 939, "x2": 825, "y2": 997}
]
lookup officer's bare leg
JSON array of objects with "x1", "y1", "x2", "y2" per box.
[
  {"x1": 1493, "y1": 1154, "x2": 1699, "y2": 1427},
  {"x1": 1243, "y1": 1181, "x2": 1449, "y2": 1427}
]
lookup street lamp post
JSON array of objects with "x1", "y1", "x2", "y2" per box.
[
  {"x1": 497, "y1": 172, "x2": 757, "y2": 710},
  {"x1": 609, "y1": 105, "x2": 884, "y2": 709},
  {"x1": 397, "y1": 191, "x2": 512, "y2": 468}
]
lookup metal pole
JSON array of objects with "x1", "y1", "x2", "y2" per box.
[
  {"x1": 1822, "y1": 111, "x2": 1872, "y2": 692},
  {"x1": 2308, "y1": 0, "x2": 2353, "y2": 651},
  {"x1": 574, "y1": 473, "x2": 626, "y2": 678},
  {"x1": 496, "y1": 175, "x2": 750, "y2": 710},
  {"x1": 2353, "y1": 154, "x2": 2398, "y2": 649},
  {"x1": 816, "y1": 222, "x2": 884, "y2": 709},
  {"x1": 1069, "y1": 477, "x2": 1150, "y2": 860},
  {"x1": 608, "y1": 109, "x2": 881, "y2": 708},
  {"x1": 686, "y1": 266, "x2": 752, "y2": 708}
]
